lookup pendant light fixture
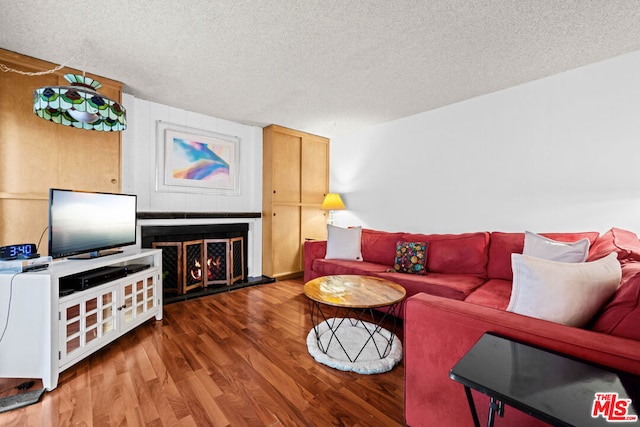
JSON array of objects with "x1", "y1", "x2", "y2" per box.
[{"x1": 33, "y1": 73, "x2": 126, "y2": 131}]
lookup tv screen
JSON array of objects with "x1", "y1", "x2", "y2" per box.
[{"x1": 48, "y1": 188, "x2": 137, "y2": 259}]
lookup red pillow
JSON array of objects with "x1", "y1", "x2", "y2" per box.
[{"x1": 588, "y1": 228, "x2": 640, "y2": 262}]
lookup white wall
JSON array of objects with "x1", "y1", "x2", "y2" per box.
[
  {"x1": 330, "y1": 50, "x2": 640, "y2": 235},
  {"x1": 121, "y1": 96, "x2": 263, "y2": 276},
  {"x1": 121, "y1": 95, "x2": 262, "y2": 212}
]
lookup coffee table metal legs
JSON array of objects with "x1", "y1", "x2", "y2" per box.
[{"x1": 307, "y1": 299, "x2": 403, "y2": 363}]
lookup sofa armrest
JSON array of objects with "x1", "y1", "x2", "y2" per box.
[
  {"x1": 404, "y1": 293, "x2": 640, "y2": 427},
  {"x1": 303, "y1": 239, "x2": 327, "y2": 282}
]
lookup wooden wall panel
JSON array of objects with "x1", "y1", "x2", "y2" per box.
[
  {"x1": 0, "y1": 67, "x2": 60, "y2": 194},
  {"x1": 0, "y1": 48, "x2": 123, "y2": 251},
  {"x1": 0, "y1": 199, "x2": 48, "y2": 253}
]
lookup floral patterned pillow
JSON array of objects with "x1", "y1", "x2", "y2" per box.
[{"x1": 394, "y1": 241, "x2": 428, "y2": 275}]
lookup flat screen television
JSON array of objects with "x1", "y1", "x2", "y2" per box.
[{"x1": 48, "y1": 188, "x2": 137, "y2": 259}]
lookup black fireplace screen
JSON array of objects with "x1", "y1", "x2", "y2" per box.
[
  {"x1": 184, "y1": 240, "x2": 204, "y2": 291},
  {"x1": 145, "y1": 224, "x2": 248, "y2": 296},
  {"x1": 206, "y1": 239, "x2": 229, "y2": 285}
]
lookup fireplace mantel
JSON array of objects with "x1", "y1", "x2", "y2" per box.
[{"x1": 137, "y1": 212, "x2": 261, "y2": 220}]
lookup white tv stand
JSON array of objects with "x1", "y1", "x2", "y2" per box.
[{"x1": 0, "y1": 249, "x2": 162, "y2": 390}]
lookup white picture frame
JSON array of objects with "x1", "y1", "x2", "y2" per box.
[{"x1": 155, "y1": 121, "x2": 240, "y2": 195}]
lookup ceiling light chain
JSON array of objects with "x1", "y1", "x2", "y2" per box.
[{"x1": 0, "y1": 53, "x2": 81, "y2": 76}]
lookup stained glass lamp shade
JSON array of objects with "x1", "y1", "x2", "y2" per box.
[{"x1": 33, "y1": 74, "x2": 126, "y2": 131}]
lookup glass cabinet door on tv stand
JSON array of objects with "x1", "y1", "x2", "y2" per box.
[{"x1": 59, "y1": 286, "x2": 119, "y2": 368}]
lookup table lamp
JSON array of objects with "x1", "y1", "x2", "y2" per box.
[{"x1": 321, "y1": 193, "x2": 346, "y2": 225}]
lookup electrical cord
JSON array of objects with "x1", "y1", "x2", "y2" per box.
[
  {"x1": 0, "y1": 272, "x2": 20, "y2": 344},
  {"x1": 0, "y1": 231, "x2": 48, "y2": 346},
  {"x1": 0, "y1": 268, "x2": 46, "y2": 395},
  {"x1": 36, "y1": 226, "x2": 48, "y2": 254}
]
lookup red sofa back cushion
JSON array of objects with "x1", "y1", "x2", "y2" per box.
[
  {"x1": 487, "y1": 231, "x2": 600, "y2": 280},
  {"x1": 360, "y1": 229, "x2": 404, "y2": 265},
  {"x1": 591, "y1": 261, "x2": 640, "y2": 340},
  {"x1": 401, "y1": 232, "x2": 490, "y2": 275}
]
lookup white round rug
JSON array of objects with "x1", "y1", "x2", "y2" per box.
[{"x1": 306, "y1": 317, "x2": 403, "y2": 374}]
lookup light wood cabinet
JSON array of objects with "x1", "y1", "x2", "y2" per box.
[
  {"x1": 301, "y1": 138, "x2": 329, "y2": 204},
  {"x1": 301, "y1": 206, "x2": 328, "y2": 241},
  {"x1": 271, "y1": 205, "x2": 302, "y2": 275},
  {"x1": 262, "y1": 125, "x2": 329, "y2": 278},
  {"x1": 271, "y1": 131, "x2": 301, "y2": 203}
]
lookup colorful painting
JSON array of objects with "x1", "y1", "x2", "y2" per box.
[{"x1": 164, "y1": 129, "x2": 237, "y2": 190}]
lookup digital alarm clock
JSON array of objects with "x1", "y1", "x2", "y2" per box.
[{"x1": 0, "y1": 243, "x2": 39, "y2": 260}]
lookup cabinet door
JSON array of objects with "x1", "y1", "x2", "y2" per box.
[
  {"x1": 120, "y1": 273, "x2": 158, "y2": 332},
  {"x1": 271, "y1": 205, "x2": 302, "y2": 276},
  {"x1": 59, "y1": 287, "x2": 117, "y2": 367},
  {"x1": 301, "y1": 137, "x2": 329, "y2": 204},
  {"x1": 271, "y1": 131, "x2": 301, "y2": 203},
  {"x1": 301, "y1": 207, "x2": 327, "y2": 241}
]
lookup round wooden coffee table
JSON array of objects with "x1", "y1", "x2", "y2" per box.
[{"x1": 303, "y1": 275, "x2": 406, "y2": 370}]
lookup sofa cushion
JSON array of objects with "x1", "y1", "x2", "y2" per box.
[
  {"x1": 464, "y1": 279, "x2": 512, "y2": 310},
  {"x1": 325, "y1": 225, "x2": 362, "y2": 261},
  {"x1": 311, "y1": 258, "x2": 388, "y2": 277},
  {"x1": 374, "y1": 271, "x2": 486, "y2": 301},
  {"x1": 523, "y1": 231, "x2": 589, "y2": 262},
  {"x1": 508, "y1": 252, "x2": 621, "y2": 327},
  {"x1": 487, "y1": 231, "x2": 600, "y2": 281},
  {"x1": 394, "y1": 241, "x2": 427, "y2": 275},
  {"x1": 587, "y1": 227, "x2": 640, "y2": 262},
  {"x1": 401, "y1": 232, "x2": 490, "y2": 276},
  {"x1": 360, "y1": 229, "x2": 404, "y2": 265},
  {"x1": 591, "y1": 261, "x2": 640, "y2": 340}
]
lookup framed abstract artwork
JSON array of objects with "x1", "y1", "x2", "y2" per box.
[{"x1": 156, "y1": 121, "x2": 240, "y2": 195}]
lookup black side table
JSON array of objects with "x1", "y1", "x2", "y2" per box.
[{"x1": 449, "y1": 333, "x2": 640, "y2": 427}]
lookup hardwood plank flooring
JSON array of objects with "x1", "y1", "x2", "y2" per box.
[{"x1": 0, "y1": 279, "x2": 405, "y2": 426}]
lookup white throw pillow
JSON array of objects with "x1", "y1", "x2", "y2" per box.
[
  {"x1": 325, "y1": 225, "x2": 363, "y2": 261},
  {"x1": 523, "y1": 231, "x2": 589, "y2": 263},
  {"x1": 508, "y1": 252, "x2": 621, "y2": 327}
]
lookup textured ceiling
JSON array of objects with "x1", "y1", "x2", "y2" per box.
[{"x1": 2, "y1": 1, "x2": 640, "y2": 137}]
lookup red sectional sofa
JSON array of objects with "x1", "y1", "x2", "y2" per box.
[{"x1": 303, "y1": 228, "x2": 640, "y2": 426}]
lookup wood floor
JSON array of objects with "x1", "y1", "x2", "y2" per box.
[{"x1": 0, "y1": 279, "x2": 405, "y2": 426}]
